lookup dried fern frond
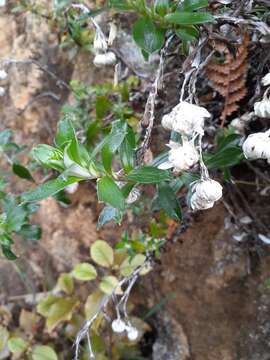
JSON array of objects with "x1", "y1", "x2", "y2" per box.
[{"x1": 206, "y1": 34, "x2": 249, "y2": 125}]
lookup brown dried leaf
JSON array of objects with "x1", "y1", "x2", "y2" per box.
[{"x1": 206, "y1": 34, "x2": 249, "y2": 123}]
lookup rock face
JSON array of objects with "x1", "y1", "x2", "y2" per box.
[
  {"x1": 144, "y1": 205, "x2": 270, "y2": 360},
  {"x1": 1, "y1": 3, "x2": 270, "y2": 360},
  {"x1": 152, "y1": 313, "x2": 190, "y2": 360}
]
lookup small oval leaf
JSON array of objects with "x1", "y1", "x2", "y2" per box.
[
  {"x1": 72, "y1": 263, "x2": 97, "y2": 281},
  {"x1": 90, "y1": 240, "x2": 114, "y2": 268}
]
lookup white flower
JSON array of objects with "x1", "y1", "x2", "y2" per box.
[
  {"x1": 93, "y1": 31, "x2": 107, "y2": 53},
  {"x1": 0, "y1": 70, "x2": 7, "y2": 80},
  {"x1": 190, "y1": 194, "x2": 214, "y2": 211},
  {"x1": 65, "y1": 182, "x2": 79, "y2": 194},
  {"x1": 158, "y1": 140, "x2": 199, "y2": 172},
  {"x1": 93, "y1": 52, "x2": 116, "y2": 67},
  {"x1": 0, "y1": 86, "x2": 5, "y2": 97},
  {"x1": 190, "y1": 179, "x2": 223, "y2": 211},
  {"x1": 161, "y1": 101, "x2": 211, "y2": 136},
  {"x1": 126, "y1": 326, "x2": 139, "y2": 341},
  {"x1": 262, "y1": 73, "x2": 270, "y2": 87},
  {"x1": 242, "y1": 130, "x2": 270, "y2": 160},
  {"x1": 112, "y1": 318, "x2": 126, "y2": 333},
  {"x1": 254, "y1": 99, "x2": 270, "y2": 118},
  {"x1": 229, "y1": 118, "x2": 245, "y2": 134}
]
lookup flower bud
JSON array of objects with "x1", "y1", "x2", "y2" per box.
[
  {"x1": 159, "y1": 140, "x2": 199, "y2": 172},
  {"x1": 112, "y1": 318, "x2": 126, "y2": 333},
  {"x1": 190, "y1": 179, "x2": 223, "y2": 211},
  {"x1": 93, "y1": 52, "x2": 116, "y2": 67},
  {"x1": 254, "y1": 99, "x2": 270, "y2": 118},
  {"x1": 126, "y1": 326, "x2": 139, "y2": 341},
  {"x1": 242, "y1": 131, "x2": 270, "y2": 160},
  {"x1": 0, "y1": 70, "x2": 7, "y2": 80},
  {"x1": 194, "y1": 179, "x2": 223, "y2": 203},
  {"x1": 161, "y1": 101, "x2": 211, "y2": 136},
  {"x1": 0, "y1": 86, "x2": 5, "y2": 97}
]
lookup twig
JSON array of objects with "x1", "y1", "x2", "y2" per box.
[
  {"x1": 137, "y1": 34, "x2": 174, "y2": 164},
  {"x1": 215, "y1": 15, "x2": 270, "y2": 36},
  {"x1": 16, "y1": 91, "x2": 61, "y2": 115},
  {"x1": 2, "y1": 58, "x2": 70, "y2": 91},
  {"x1": 74, "y1": 258, "x2": 151, "y2": 360},
  {"x1": 245, "y1": 160, "x2": 270, "y2": 184}
]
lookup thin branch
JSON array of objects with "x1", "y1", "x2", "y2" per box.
[
  {"x1": 2, "y1": 58, "x2": 71, "y2": 91},
  {"x1": 16, "y1": 91, "x2": 61, "y2": 115},
  {"x1": 137, "y1": 34, "x2": 174, "y2": 164}
]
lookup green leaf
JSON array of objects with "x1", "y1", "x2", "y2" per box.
[
  {"x1": 101, "y1": 144, "x2": 113, "y2": 174},
  {"x1": 31, "y1": 144, "x2": 64, "y2": 172},
  {"x1": 170, "y1": 172, "x2": 199, "y2": 193},
  {"x1": 175, "y1": 26, "x2": 199, "y2": 41},
  {"x1": 133, "y1": 18, "x2": 165, "y2": 54},
  {"x1": 12, "y1": 163, "x2": 34, "y2": 182},
  {"x1": 156, "y1": 183, "x2": 182, "y2": 221},
  {"x1": 165, "y1": 11, "x2": 214, "y2": 24},
  {"x1": 21, "y1": 177, "x2": 80, "y2": 202},
  {"x1": 97, "y1": 176, "x2": 125, "y2": 211},
  {"x1": 90, "y1": 240, "x2": 114, "y2": 268},
  {"x1": 18, "y1": 224, "x2": 41, "y2": 241},
  {"x1": 1, "y1": 244, "x2": 17, "y2": 260},
  {"x1": 72, "y1": 263, "x2": 97, "y2": 281},
  {"x1": 119, "y1": 128, "x2": 135, "y2": 173},
  {"x1": 96, "y1": 95, "x2": 111, "y2": 120},
  {"x1": 99, "y1": 275, "x2": 119, "y2": 294},
  {"x1": 120, "y1": 254, "x2": 146, "y2": 276},
  {"x1": 46, "y1": 297, "x2": 78, "y2": 332},
  {"x1": 8, "y1": 337, "x2": 28, "y2": 356},
  {"x1": 37, "y1": 295, "x2": 59, "y2": 317},
  {"x1": 0, "y1": 129, "x2": 12, "y2": 146},
  {"x1": 85, "y1": 290, "x2": 104, "y2": 319},
  {"x1": 106, "y1": 120, "x2": 127, "y2": 153},
  {"x1": 0, "y1": 325, "x2": 9, "y2": 352},
  {"x1": 108, "y1": 0, "x2": 131, "y2": 10},
  {"x1": 154, "y1": 0, "x2": 169, "y2": 16},
  {"x1": 55, "y1": 118, "x2": 76, "y2": 149},
  {"x1": 5, "y1": 203, "x2": 27, "y2": 232},
  {"x1": 179, "y1": 0, "x2": 209, "y2": 11},
  {"x1": 57, "y1": 273, "x2": 74, "y2": 294},
  {"x1": 205, "y1": 146, "x2": 244, "y2": 169},
  {"x1": 127, "y1": 166, "x2": 172, "y2": 184},
  {"x1": 32, "y1": 345, "x2": 58, "y2": 360},
  {"x1": 97, "y1": 206, "x2": 119, "y2": 228}
]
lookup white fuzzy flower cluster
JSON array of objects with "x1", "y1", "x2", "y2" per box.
[
  {"x1": 254, "y1": 99, "x2": 270, "y2": 118},
  {"x1": 159, "y1": 140, "x2": 199, "y2": 172},
  {"x1": 93, "y1": 29, "x2": 116, "y2": 67},
  {"x1": 160, "y1": 101, "x2": 211, "y2": 173},
  {"x1": 242, "y1": 130, "x2": 270, "y2": 163},
  {"x1": 262, "y1": 73, "x2": 270, "y2": 87},
  {"x1": 190, "y1": 179, "x2": 223, "y2": 211},
  {"x1": 254, "y1": 72, "x2": 270, "y2": 118},
  {"x1": 112, "y1": 318, "x2": 139, "y2": 341},
  {"x1": 161, "y1": 101, "x2": 211, "y2": 136}
]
